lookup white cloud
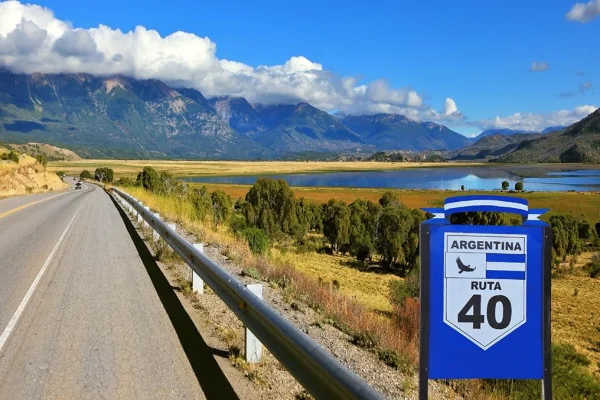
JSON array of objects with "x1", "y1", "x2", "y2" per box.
[
  {"x1": 476, "y1": 105, "x2": 598, "y2": 131},
  {"x1": 0, "y1": 0, "x2": 438, "y2": 117},
  {"x1": 443, "y1": 98, "x2": 458, "y2": 116},
  {"x1": 567, "y1": 0, "x2": 600, "y2": 22},
  {"x1": 530, "y1": 61, "x2": 549, "y2": 72}
]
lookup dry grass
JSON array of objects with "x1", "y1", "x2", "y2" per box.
[
  {"x1": 552, "y1": 252, "x2": 600, "y2": 374},
  {"x1": 0, "y1": 152, "x2": 68, "y2": 197},
  {"x1": 48, "y1": 159, "x2": 483, "y2": 178},
  {"x1": 274, "y1": 250, "x2": 400, "y2": 314}
]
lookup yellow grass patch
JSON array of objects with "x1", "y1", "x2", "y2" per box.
[
  {"x1": 552, "y1": 252, "x2": 600, "y2": 373},
  {"x1": 274, "y1": 250, "x2": 400, "y2": 314},
  {"x1": 48, "y1": 159, "x2": 483, "y2": 178}
]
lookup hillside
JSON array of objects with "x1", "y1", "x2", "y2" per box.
[
  {"x1": 0, "y1": 148, "x2": 68, "y2": 197},
  {"x1": 342, "y1": 114, "x2": 469, "y2": 151},
  {"x1": 452, "y1": 133, "x2": 542, "y2": 160},
  {"x1": 6, "y1": 142, "x2": 81, "y2": 161},
  {"x1": 498, "y1": 108, "x2": 600, "y2": 163},
  {"x1": 0, "y1": 70, "x2": 470, "y2": 158},
  {"x1": 475, "y1": 128, "x2": 535, "y2": 139}
]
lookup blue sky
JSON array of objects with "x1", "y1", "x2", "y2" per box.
[{"x1": 0, "y1": 0, "x2": 599, "y2": 135}]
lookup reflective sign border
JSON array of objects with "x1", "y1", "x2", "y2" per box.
[{"x1": 418, "y1": 223, "x2": 552, "y2": 400}]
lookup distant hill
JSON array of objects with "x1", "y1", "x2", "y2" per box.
[
  {"x1": 6, "y1": 142, "x2": 81, "y2": 161},
  {"x1": 475, "y1": 128, "x2": 535, "y2": 139},
  {"x1": 497, "y1": 108, "x2": 600, "y2": 163},
  {"x1": 542, "y1": 126, "x2": 565, "y2": 134},
  {"x1": 342, "y1": 114, "x2": 469, "y2": 151},
  {"x1": 451, "y1": 133, "x2": 542, "y2": 160}
]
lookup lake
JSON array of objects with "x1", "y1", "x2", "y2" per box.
[{"x1": 182, "y1": 165, "x2": 600, "y2": 192}]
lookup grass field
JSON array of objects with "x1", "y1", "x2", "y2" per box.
[
  {"x1": 48, "y1": 159, "x2": 484, "y2": 177},
  {"x1": 552, "y1": 254, "x2": 600, "y2": 374},
  {"x1": 196, "y1": 183, "x2": 600, "y2": 223}
]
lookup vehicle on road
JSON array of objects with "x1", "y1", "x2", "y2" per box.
[{"x1": 75, "y1": 182, "x2": 82, "y2": 190}]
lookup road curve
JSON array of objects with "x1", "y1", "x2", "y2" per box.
[{"x1": 0, "y1": 182, "x2": 233, "y2": 399}]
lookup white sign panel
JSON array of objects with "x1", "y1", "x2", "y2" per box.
[{"x1": 444, "y1": 233, "x2": 527, "y2": 350}]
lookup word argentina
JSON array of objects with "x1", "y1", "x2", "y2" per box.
[{"x1": 450, "y1": 239, "x2": 523, "y2": 252}]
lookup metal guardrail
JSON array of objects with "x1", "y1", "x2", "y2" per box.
[{"x1": 111, "y1": 188, "x2": 385, "y2": 400}]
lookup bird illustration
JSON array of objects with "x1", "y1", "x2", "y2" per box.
[{"x1": 456, "y1": 257, "x2": 476, "y2": 273}]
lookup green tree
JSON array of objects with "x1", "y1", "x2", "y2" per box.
[
  {"x1": 244, "y1": 178, "x2": 298, "y2": 238},
  {"x1": 577, "y1": 219, "x2": 593, "y2": 240},
  {"x1": 80, "y1": 170, "x2": 93, "y2": 180},
  {"x1": 501, "y1": 181, "x2": 509, "y2": 191},
  {"x1": 94, "y1": 167, "x2": 114, "y2": 183},
  {"x1": 379, "y1": 191, "x2": 400, "y2": 208},
  {"x1": 550, "y1": 214, "x2": 582, "y2": 260},
  {"x1": 136, "y1": 166, "x2": 162, "y2": 193},
  {"x1": 375, "y1": 200, "x2": 423, "y2": 271},
  {"x1": 450, "y1": 211, "x2": 516, "y2": 226},
  {"x1": 347, "y1": 199, "x2": 381, "y2": 261},
  {"x1": 460, "y1": 184, "x2": 465, "y2": 191},
  {"x1": 211, "y1": 190, "x2": 232, "y2": 228},
  {"x1": 515, "y1": 181, "x2": 524, "y2": 191},
  {"x1": 321, "y1": 199, "x2": 351, "y2": 253}
]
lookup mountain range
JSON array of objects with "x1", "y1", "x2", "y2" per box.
[
  {"x1": 0, "y1": 70, "x2": 468, "y2": 159},
  {"x1": 496, "y1": 108, "x2": 600, "y2": 163}
]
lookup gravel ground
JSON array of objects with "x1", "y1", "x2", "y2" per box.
[{"x1": 119, "y1": 198, "x2": 462, "y2": 400}]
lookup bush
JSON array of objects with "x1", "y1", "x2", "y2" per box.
[
  {"x1": 501, "y1": 181, "x2": 509, "y2": 191},
  {"x1": 1, "y1": 151, "x2": 19, "y2": 163},
  {"x1": 587, "y1": 254, "x2": 600, "y2": 278},
  {"x1": 115, "y1": 177, "x2": 136, "y2": 186},
  {"x1": 80, "y1": 170, "x2": 93, "y2": 180},
  {"x1": 94, "y1": 167, "x2": 114, "y2": 183},
  {"x1": 389, "y1": 269, "x2": 420, "y2": 307},
  {"x1": 35, "y1": 154, "x2": 47, "y2": 167},
  {"x1": 515, "y1": 181, "x2": 524, "y2": 191},
  {"x1": 243, "y1": 228, "x2": 270, "y2": 255}
]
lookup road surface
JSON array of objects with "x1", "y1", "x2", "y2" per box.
[{"x1": 0, "y1": 181, "x2": 242, "y2": 399}]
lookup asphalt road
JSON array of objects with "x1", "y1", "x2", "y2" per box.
[{"x1": 0, "y1": 181, "x2": 235, "y2": 399}]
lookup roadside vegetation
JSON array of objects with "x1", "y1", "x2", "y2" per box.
[
  {"x1": 108, "y1": 166, "x2": 600, "y2": 399},
  {"x1": 0, "y1": 146, "x2": 68, "y2": 197}
]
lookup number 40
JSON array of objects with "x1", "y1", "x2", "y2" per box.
[{"x1": 458, "y1": 295, "x2": 512, "y2": 329}]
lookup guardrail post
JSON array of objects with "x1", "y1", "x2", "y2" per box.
[
  {"x1": 152, "y1": 213, "x2": 161, "y2": 241},
  {"x1": 143, "y1": 206, "x2": 150, "y2": 228},
  {"x1": 137, "y1": 202, "x2": 144, "y2": 224},
  {"x1": 192, "y1": 244, "x2": 205, "y2": 294},
  {"x1": 245, "y1": 284, "x2": 263, "y2": 364}
]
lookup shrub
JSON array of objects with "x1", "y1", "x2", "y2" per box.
[
  {"x1": 389, "y1": 271, "x2": 420, "y2": 307},
  {"x1": 0, "y1": 151, "x2": 19, "y2": 163},
  {"x1": 243, "y1": 227, "x2": 270, "y2": 255},
  {"x1": 587, "y1": 254, "x2": 600, "y2": 278},
  {"x1": 501, "y1": 181, "x2": 509, "y2": 191},
  {"x1": 94, "y1": 167, "x2": 114, "y2": 183},
  {"x1": 515, "y1": 181, "x2": 524, "y2": 191},
  {"x1": 80, "y1": 170, "x2": 93, "y2": 180},
  {"x1": 35, "y1": 154, "x2": 47, "y2": 167}
]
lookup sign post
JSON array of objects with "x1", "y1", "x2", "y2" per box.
[{"x1": 419, "y1": 195, "x2": 552, "y2": 399}]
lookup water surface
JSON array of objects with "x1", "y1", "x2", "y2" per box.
[{"x1": 182, "y1": 166, "x2": 600, "y2": 192}]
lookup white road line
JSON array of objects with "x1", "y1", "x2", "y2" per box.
[{"x1": 0, "y1": 205, "x2": 83, "y2": 354}]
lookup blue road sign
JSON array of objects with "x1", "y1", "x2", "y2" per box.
[{"x1": 419, "y1": 195, "x2": 552, "y2": 399}]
